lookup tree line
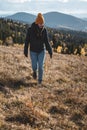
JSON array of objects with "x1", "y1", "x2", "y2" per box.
[{"x1": 0, "y1": 18, "x2": 87, "y2": 55}]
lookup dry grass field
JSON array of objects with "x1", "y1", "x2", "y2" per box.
[{"x1": 0, "y1": 45, "x2": 87, "y2": 130}]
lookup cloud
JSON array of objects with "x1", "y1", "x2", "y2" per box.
[
  {"x1": 7, "y1": 0, "x2": 31, "y2": 3},
  {"x1": 57, "y1": 0, "x2": 69, "y2": 2},
  {"x1": 0, "y1": 0, "x2": 87, "y2": 18},
  {"x1": 37, "y1": 0, "x2": 69, "y2": 2},
  {"x1": 0, "y1": 10, "x2": 14, "y2": 16},
  {"x1": 80, "y1": 0, "x2": 87, "y2": 1}
]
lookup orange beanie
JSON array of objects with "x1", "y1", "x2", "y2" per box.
[{"x1": 35, "y1": 13, "x2": 44, "y2": 24}]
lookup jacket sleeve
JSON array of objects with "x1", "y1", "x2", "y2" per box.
[
  {"x1": 44, "y1": 29, "x2": 52, "y2": 55},
  {"x1": 24, "y1": 28, "x2": 31, "y2": 57}
]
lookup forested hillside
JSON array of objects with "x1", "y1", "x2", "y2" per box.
[
  {"x1": 0, "y1": 18, "x2": 87, "y2": 55},
  {"x1": 0, "y1": 18, "x2": 29, "y2": 44}
]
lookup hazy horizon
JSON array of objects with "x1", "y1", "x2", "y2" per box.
[{"x1": 0, "y1": 0, "x2": 87, "y2": 18}]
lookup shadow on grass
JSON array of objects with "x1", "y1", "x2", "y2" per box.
[
  {"x1": 0, "y1": 77, "x2": 37, "y2": 91},
  {"x1": 12, "y1": 80, "x2": 37, "y2": 89},
  {"x1": 83, "y1": 105, "x2": 87, "y2": 114},
  {"x1": 0, "y1": 82, "x2": 11, "y2": 94},
  {"x1": 49, "y1": 106, "x2": 67, "y2": 115},
  {"x1": 54, "y1": 89, "x2": 65, "y2": 95},
  {"x1": 70, "y1": 113, "x2": 85, "y2": 128},
  {"x1": 5, "y1": 113, "x2": 36, "y2": 127}
]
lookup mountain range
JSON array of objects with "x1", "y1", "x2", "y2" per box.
[
  {"x1": 6, "y1": 12, "x2": 87, "y2": 31},
  {"x1": 83, "y1": 18, "x2": 87, "y2": 21}
]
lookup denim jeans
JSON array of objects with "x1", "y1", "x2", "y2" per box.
[{"x1": 30, "y1": 50, "x2": 46, "y2": 82}]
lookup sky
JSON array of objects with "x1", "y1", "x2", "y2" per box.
[{"x1": 0, "y1": 0, "x2": 87, "y2": 18}]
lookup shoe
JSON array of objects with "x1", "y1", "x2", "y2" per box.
[
  {"x1": 38, "y1": 80, "x2": 42, "y2": 84},
  {"x1": 38, "y1": 81, "x2": 42, "y2": 87},
  {"x1": 33, "y1": 71, "x2": 37, "y2": 79}
]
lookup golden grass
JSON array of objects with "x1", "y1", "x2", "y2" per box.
[{"x1": 0, "y1": 45, "x2": 87, "y2": 130}]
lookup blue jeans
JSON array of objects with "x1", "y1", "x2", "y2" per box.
[{"x1": 30, "y1": 50, "x2": 46, "y2": 82}]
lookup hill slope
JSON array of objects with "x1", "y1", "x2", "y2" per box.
[
  {"x1": 0, "y1": 45, "x2": 87, "y2": 129},
  {"x1": 83, "y1": 18, "x2": 87, "y2": 21},
  {"x1": 44, "y1": 12, "x2": 87, "y2": 30},
  {"x1": 6, "y1": 12, "x2": 36, "y2": 24},
  {"x1": 6, "y1": 12, "x2": 87, "y2": 31}
]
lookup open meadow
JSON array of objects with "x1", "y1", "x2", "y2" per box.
[{"x1": 0, "y1": 45, "x2": 87, "y2": 130}]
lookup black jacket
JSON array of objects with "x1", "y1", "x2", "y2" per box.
[{"x1": 24, "y1": 22, "x2": 52, "y2": 56}]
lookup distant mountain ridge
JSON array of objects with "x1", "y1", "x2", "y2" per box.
[
  {"x1": 83, "y1": 18, "x2": 87, "y2": 21},
  {"x1": 6, "y1": 12, "x2": 87, "y2": 31},
  {"x1": 6, "y1": 12, "x2": 36, "y2": 24}
]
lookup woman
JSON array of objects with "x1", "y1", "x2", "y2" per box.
[{"x1": 24, "y1": 13, "x2": 52, "y2": 84}]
